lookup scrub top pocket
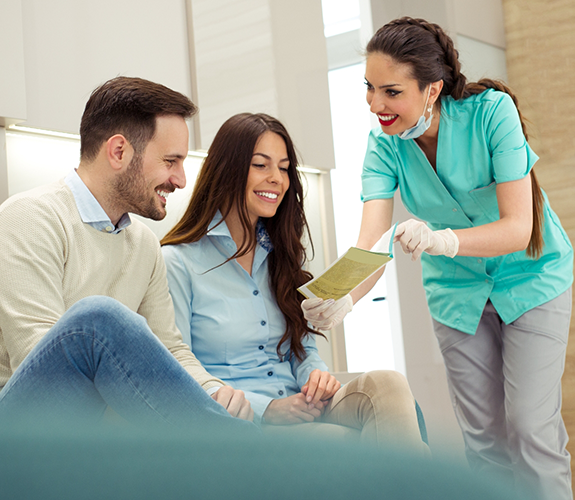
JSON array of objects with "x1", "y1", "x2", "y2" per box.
[{"x1": 467, "y1": 182, "x2": 499, "y2": 225}]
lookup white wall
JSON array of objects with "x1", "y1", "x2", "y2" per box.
[
  {"x1": 17, "y1": 0, "x2": 192, "y2": 137},
  {"x1": 0, "y1": 1, "x2": 26, "y2": 127},
  {"x1": 191, "y1": 0, "x2": 336, "y2": 172},
  {"x1": 191, "y1": 0, "x2": 278, "y2": 148}
]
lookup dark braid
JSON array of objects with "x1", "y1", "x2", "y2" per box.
[
  {"x1": 423, "y1": 21, "x2": 467, "y2": 99},
  {"x1": 366, "y1": 17, "x2": 544, "y2": 259}
]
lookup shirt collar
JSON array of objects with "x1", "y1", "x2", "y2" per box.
[
  {"x1": 65, "y1": 169, "x2": 131, "y2": 234},
  {"x1": 207, "y1": 211, "x2": 273, "y2": 252},
  {"x1": 206, "y1": 210, "x2": 230, "y2": 237}
]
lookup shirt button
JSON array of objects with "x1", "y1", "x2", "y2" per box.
[
  {"x1": 253, "y1": 290, "x2": 259, "y2": 296},
  {"x1": 278, "y1": 390, "x2": 284, "y2": 396},
  {"x1": 485, "y1": 279, "x2": 489, "y2": 283},
  {"x1": 105, "y1": 225, "x2": 113, "y2": 232},
  {"x1": 268, "y1": 371, "x2": 273, "y2": 376},
  {"x1": 261, "y1": 320, "x2": 267, "y2": 326},
  {"x1": 258, "y1": 345, "x2": 264, "y2": 350},
  {"x1": 452, "y1": 208, "x2": 457, "y2": 212},
  {"x1": 477, "y1": 259, "x2": 482, "y2": 263}
]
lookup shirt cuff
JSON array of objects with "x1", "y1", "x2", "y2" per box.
[
  {"x1": 205, "y1": 386, "x2": 221, "y2": 396},
  {"x1": 242, "y1": 392, "x2": 274, "y2": 426}
]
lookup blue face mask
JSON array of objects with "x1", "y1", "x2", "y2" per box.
[{"x1": 398, "y1": 86, "x2": 433, "y2": 141}]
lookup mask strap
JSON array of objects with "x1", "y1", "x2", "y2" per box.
[{"x1": 423, "y1": 85, "x2": 433, "y2": 116}]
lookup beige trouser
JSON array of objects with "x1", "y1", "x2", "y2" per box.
[{"x1": 263, "y1": 370, "x2": 428, "y2": 456}]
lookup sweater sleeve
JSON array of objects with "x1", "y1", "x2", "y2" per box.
[
  {"x1": 137, "y1": 240, "x2": 226, "y2": 392},
  {"x1": 0, "y1": 194, "x2": 68, "y2": 378}
]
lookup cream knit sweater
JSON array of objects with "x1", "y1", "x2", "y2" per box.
[{"x1": 0, "y1": 179, "x2": 224, "y2": 392}]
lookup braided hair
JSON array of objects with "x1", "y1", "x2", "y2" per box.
[{"x1": 366, "y1": 17, "x2": 544, "y2": 259}]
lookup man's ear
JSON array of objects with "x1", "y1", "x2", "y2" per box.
[{"x1": 106, "y1": 134, "x2": 133, "y2": 171}]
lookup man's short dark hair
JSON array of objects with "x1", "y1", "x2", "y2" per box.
[{"x1": 80, "y1": 76, "x2": 197, "y2": 161}]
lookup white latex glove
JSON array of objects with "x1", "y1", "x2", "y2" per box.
[
  {"x1": 394, "y1": 219, "x2": 459, "y2": 261},
  {"x1": 301, "y1": 294, "x2": 353, "y2": 330}
]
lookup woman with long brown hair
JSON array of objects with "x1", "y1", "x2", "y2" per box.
[
  {"x1": 302, "y1": 17, "x2": 573, "y2": 500},
  {"x1": 161, "y1": 112, "x2": 427, "y2": 453}
]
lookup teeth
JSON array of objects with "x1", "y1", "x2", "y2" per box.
[
  {"x1": 379, "y1": 114, "x2": 397, "y2": 121},
  {"x1": 256, "y1": 191, "x2": 278, "y2": 200},
  {"x1": 156, "y1": 190, "x2": 170, "y2": 198}
]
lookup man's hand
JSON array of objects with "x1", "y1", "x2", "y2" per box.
[
  {"x1": 262, "y1": 393, "x2": 326, "y2": 425},
  {"x1": 301, "y1": 369, "x2": 340, "y2": 406},
  {"x1": 211, "y1": 386, "x2": 254, "y2": 422}
]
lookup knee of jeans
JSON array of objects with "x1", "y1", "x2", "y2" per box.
[
  {"x1": 67, "y1": 296, "x2": 124, "y2": 315},
  {"x1": 64, "y1": 296, "x2": 144, "y2": 335},
  {"x1": 356, "y1": 370, "x2": 411, "y2": 398}
]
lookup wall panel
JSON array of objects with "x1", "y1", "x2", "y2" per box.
[
  {"x1": 502, "y1": 0, "x2": 575, "y2": 484},
  {"x1": 19, "y1": 0, "x2": 192, "y2": 135}
]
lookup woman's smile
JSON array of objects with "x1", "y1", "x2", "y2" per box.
[
  {"x1": 254, "y1": 190, "x2": 280, "y2": 202},
  {"x1": 377, "y1": 114, "x2": 399, "y2": 126}
]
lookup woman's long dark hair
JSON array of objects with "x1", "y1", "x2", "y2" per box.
[
  {"x1": 161, "y1": 113, "x2": 322, "y2": 361},
  {"x1": 366, "y1": 17, "x2": 544, "y2": 259}
]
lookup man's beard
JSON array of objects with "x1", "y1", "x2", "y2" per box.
[{"x1": 113, "y1": 154, "x2": 166, "y2": 221}]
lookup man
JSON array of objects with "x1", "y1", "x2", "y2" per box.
[{"x1": 0, "y1": 76, "x2": 254, "y2": 427}]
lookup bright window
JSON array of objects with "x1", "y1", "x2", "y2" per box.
[
  {"x1": 323, "y1": 2, "x2": 405, "y2": 374},
  {"x1": 321, "y1": 0, "x2": 361, "y2": 37}
]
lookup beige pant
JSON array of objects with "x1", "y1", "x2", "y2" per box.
[{"x1": 263, "y1": 370, "x2": 428, "y2": 456}]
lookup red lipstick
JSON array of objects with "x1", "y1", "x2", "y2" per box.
[{"x1": 378, "y1": 115, "x2": 398, "y2": 127}]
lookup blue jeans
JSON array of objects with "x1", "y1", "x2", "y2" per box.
[{"x1": 0, "y1": 296, "x2": 256, "y2": 432}]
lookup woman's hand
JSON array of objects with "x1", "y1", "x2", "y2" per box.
[
  {"x1": 211, "y1": 386, "x2": 254, "y2": 422},
  {"x1": 263, "y1": 393, "x2": 325, "y2": 425},
  {"x1": 394, "y1": 219, "x2": 459, "y2": 260},
  {"x1": 301, "y1": 369, "x2": 341, "y2": 406},
  {"x1": 301, "y1": 295, "x2": 353, "y2": 330}
]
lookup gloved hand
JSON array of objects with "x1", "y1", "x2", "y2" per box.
[
  {"x1": 301, "y1": 294, "x2": 353, "y2": 330},
  {"x1": 394, "y1": 219, "x2": 459, "y2": 261}
]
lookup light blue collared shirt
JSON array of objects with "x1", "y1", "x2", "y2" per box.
[
  {"x1": 162, "y1": 212, "x2": 328, "y2": 423},
  {"x1": 64, "y1": 170, "x2": 131, "y2": 233}
]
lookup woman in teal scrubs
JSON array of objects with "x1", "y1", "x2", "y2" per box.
[{"x1": 302, "y1": 17, "x2": 573, "y2": 500}]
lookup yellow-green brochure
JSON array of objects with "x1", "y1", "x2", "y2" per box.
[{"x1": 298, "y1": 223, "x2": 397, "y2": 301}]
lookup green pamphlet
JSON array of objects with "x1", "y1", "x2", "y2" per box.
[{"x1": 298, "y1": 223, "x2": 397, "y2": 301}]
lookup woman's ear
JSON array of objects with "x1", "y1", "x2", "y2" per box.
[
  {"x1": 106, "y1": 134, "x2": 133, "y2": 171},
  {"x1": 429, "y1": 80, "x2": 444, "y2": 107}
]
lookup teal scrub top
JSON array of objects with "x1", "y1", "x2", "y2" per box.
[{"x1": 361, "y1": 89, "x2": 573, "y2": 334}]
